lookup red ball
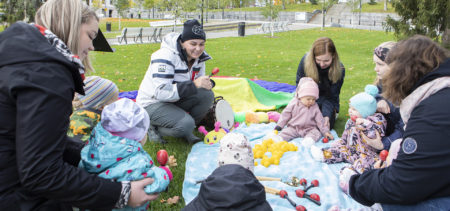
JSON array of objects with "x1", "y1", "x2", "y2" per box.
[
  {"x1": 156, "y1": 149, "x2": 168, "y2": 166},
  {"x1": 380, "y1": 150, "x2": 389, "y2": 161},
  {"x1": 310, "y1": 193, "x2": 320, "y2": 202},
  {"x1": 296, "y1": 205, "x2": 306, "y2": 211},
  {"x1": 322, "y1": 137, "x2": 329, "y2": 143},
  {"x1": 295, "y1": 189, "x2": 305, "y2": 198},
  {"x1": 311, "y1": 179, "x2": 319, "y2": 187}
]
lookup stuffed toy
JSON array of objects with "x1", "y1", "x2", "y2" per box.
[
  {"x1": 234, "y1": 111, "x2": 281, "y2": 125},
  {"x1": 198, "y1": 122, "x2": 227, "y2": 145}
]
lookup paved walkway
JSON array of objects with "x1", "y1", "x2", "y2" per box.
[{"x1": 106, "y1": 21, "x2": 321, "y2": 46}]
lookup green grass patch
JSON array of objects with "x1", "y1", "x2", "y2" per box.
[
  {"x1": 360, "y1": 2, "x2": 395, "y2": 13},
  {"x1": 90, "y1": 27, "x2": 393, "y2": 210}
]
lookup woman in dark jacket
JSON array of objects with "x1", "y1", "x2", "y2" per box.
[
  {"x1": 0, "y1": 0, "x2": 157, "y2": 210},
  {"x1": 296, "y1": 37, "x2": 345, "y2": 130},
  {"x1": 344, "y1": 35, "x2": 450, "y2": 210}
]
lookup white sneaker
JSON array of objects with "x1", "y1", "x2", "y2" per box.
[
  {"x1": 301, "y1": 137, "x2": 315, "y2": 148},
  {"x1": 310, "y1": 145, "x2": 324, "y2": 162}
]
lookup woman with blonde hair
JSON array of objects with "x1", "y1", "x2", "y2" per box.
[
  {"x1": 296, "y1": 37, "x2": 345, "y2": 129},
  {"x1": 0, "y1": 0, "x2": 157, "y2": 210},
  {"x1": 361, "y1": 41, "x2": 405, "y2": 152},
  {"x1": 343, "y1": 35, "x2": 450, "y2": 210}
]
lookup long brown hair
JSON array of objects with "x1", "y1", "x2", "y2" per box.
[
  {"x1": 304, "y1": 37, "x2": 343, "y2": 83},
  {"x1": 382, "y1": 35, "x2": 450, "y2": 105}
]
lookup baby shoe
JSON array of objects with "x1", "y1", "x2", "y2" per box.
[{"x1": 310, "y1": 145, "x2": 324, "y2": 162}]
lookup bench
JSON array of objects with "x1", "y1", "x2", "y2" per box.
[
  {"x1": 116, "y1": 27, "x2": 142, "y2": 44},
  {"x1": 140, "y1": 27, "x2": 157, "y2": 43}
]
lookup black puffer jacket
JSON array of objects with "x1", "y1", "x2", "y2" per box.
[
  {"x1": 349, "y1": 58, "x2": 450, "y2": 206},
  {"x1": 183, "y1": 164, "x2": 273, "y2": 211},
  {"x1": 0, "y1": 22, "x2": 121, "y2": 210}
]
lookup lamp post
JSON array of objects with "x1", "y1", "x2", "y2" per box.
[{"x1": 201, "y1": 0, "x2": 204, "y2": 26}]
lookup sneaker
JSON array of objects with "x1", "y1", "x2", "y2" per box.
[
  {"x1": 310, "y1": 145, "x2": 324, "y2": 162},
  {"x1": 147, "y1": 125, "x2": 167, "y2": 144},
  {"x1": 186, "y1": 133, "x2": 202, "y2": 144}
]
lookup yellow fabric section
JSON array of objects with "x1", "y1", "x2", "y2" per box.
[{"x1": 212, "y1": 77, "x2": 276, "y2": 112}]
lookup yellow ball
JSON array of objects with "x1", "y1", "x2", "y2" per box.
[{"x1": 254, "y1": 161, "x2": 258, "y2": 166}]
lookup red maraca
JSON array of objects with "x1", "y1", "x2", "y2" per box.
[
  {"x1": 304, "y1": 179, "x2": 319, "y2": 192},
  {"x1": 156, "y1": 149, "x2": 168, "y2": 166},
  {"x1": 379, "y1": 149, "x2": 389, "y2": 166},
  {"x1": 351, "y1": 115, "x2": 358, "y2": 122},
  {"x1": 279, "y1": 190, "x2": 297, "y2": 208},
  {"x1": 299, "y1": 178, "x2": 307, "y2": 189},
  {"x1": 210, "y1": 67, "x2": 219, "y2": 77},
  {"x1": 296, "y1": 205, "x2": 306, "y2": 211},
  {"x1": 295, "y1": 189, "x2": 321, "y2": 206}
]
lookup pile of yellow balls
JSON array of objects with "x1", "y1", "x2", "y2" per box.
[{"x1": 253, "y1": 138, "x2": 298, "y2": 167}]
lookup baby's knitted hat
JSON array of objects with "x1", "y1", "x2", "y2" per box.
[
  {"x1": 218, "y1": 133, "x2": 254, "y2": 172},
  {"x1": 350, "y1": 85, "x2": 379, "y2": 118},
  {"x1": 297, "y1": 77, "x2": 319, "y2": 99},
  {"x1": 77, "y1": 76, "x2": 119, "y2": 109},
  {"x1": 101, "y1": 98, "x2": 150, "y2": 142}
]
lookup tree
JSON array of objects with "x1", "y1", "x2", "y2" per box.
[
  {"x1": 261, "y1": 0, "x2": 280, "y2": 37},
  {"x1": 1, "y1": 0, "x2": 42, "y2": 27},
  {"x1": 143, "y1": 0, "x2": 155, "y2": 19},
  {"x1": 384, "y1": 0, "x2": 449, "y2": 48},
  {"x1": 113, "y1": 0, "x2": 130, "y2": 30}
]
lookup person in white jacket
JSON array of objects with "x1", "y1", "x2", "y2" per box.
[{"x1": 137, "y1": 19, "x2": 214, "y2": 143}]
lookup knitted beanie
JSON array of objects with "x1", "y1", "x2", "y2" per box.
[
  {"x1": 218, "y1": 133, "x2": 254, "y2": 172},
  {"x1": 77, "y1": 76, "x2": 119, "y2": 109},
  {"x1": 350, "y1": 85, "x2": 379, "y2": 118},
  {"x1": 180, "y1": 19, "x2": 206, "y2": 42},
  {"x1": 297, "y1": 77, "x2": 319, "y2": 99},
  {"x1": 101, "y1": 98, "x2": 150, "y2": 142}
]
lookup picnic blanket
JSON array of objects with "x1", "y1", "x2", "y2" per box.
[
  {"x1": 117, "y1": 77, "x2": 295, "y2": 112},
  {"x1": 182, "y1": 123, "x2": 371, "y2": 211}
]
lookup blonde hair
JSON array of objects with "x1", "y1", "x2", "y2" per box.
[
  {"x1": 374, "y1": 41, "x2": 397, "y2": 85},
  {"x1": 34, "y1": 0, "x2": 98, "y2": 73},
  {"x1": 304, "y1": 37, "x2": 343, "y2": 84}
]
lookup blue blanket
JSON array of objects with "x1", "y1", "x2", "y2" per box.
[{"x1": 182, "y1": 123, "x2": 370, "y2": 210}]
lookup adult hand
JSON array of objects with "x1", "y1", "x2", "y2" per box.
[
  {"x1": 373, "y1": 160, "x2": 387, "y2": 169},
  {"x1": 194, "y1": 76, "x2": 213, "y2": 90},
  {"x1": 128, "y1": 178, "x2": 159, "y2": 208},
  {"x1": 376, "y1": 100, "x2": 390, "y2": 114},
  {"x1": 361, "y1": 130, "x2": 383, "y2": 150},
  {"x1": 323, "y1": 117, "x2": 330, "y2": 130}
]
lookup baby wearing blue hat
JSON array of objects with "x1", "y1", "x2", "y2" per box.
[{"x1": 311, "y1": 85, "x2": 387, "y2": 174}]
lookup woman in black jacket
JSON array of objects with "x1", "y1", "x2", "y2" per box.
[
  {"x1": 343, "y1": 35, "x2": 450, "y2": 210},
  {"x1": 0, "y1": 0, "x2": 157, "y2": 210},
  {"x1": 296, "y1": 37, "x2": 345, "y2": 129}
]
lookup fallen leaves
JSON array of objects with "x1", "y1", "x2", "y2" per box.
[{"x1": 160, "y1": 196, "x2": 180, "y2": 205}]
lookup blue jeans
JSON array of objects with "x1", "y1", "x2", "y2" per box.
[{"x1": 381, "y1": 196, "x2": 450, "y2": 211}]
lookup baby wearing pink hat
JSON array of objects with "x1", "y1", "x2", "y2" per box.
[{"x1": 275, "y1": 77, "x2": 334, "y2": 146}]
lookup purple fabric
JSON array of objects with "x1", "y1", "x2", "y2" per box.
[
  {"x1": 118, "y1": 90, "x2": 138, "y2": 100},
  {"x1": 252, "y1": 80, "x2": 296, "y2": 93}
]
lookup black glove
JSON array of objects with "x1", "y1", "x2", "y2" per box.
[
  {"x1": 274, "y1": 126, "x2": 282, "y2": 131},
  {"x1": 210, "y1": 79, "x2": 216, "y2": 88}
]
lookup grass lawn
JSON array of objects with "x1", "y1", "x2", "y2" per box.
[
  {"x1": 360, "y1": 2, "x2": 395, "y2": 13},
  {"x1": 90, "y1": 27, "x2": 394, "y2": 210}
]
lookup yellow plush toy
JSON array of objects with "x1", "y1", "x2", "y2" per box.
[{"x1": 198, "y1": 122, "x2": 227, "y2": 145}]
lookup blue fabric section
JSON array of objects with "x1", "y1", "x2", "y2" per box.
[
  {"x1": 80, "y1": 124, "x2": 170, "y2": 210},
  {"x1": 252, "y1": 79, "x2": 296, "y2": 93},
  {"x1": 182, "y1": 123, "x2": 370, "y2": 210},
  {"x1": 152, "y1": 73, "x2": 174, "y2": 78}
]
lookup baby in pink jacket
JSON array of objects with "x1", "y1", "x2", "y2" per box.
[{"x1": 275, "y1": 77, "x2": 334, "y2": 145}]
